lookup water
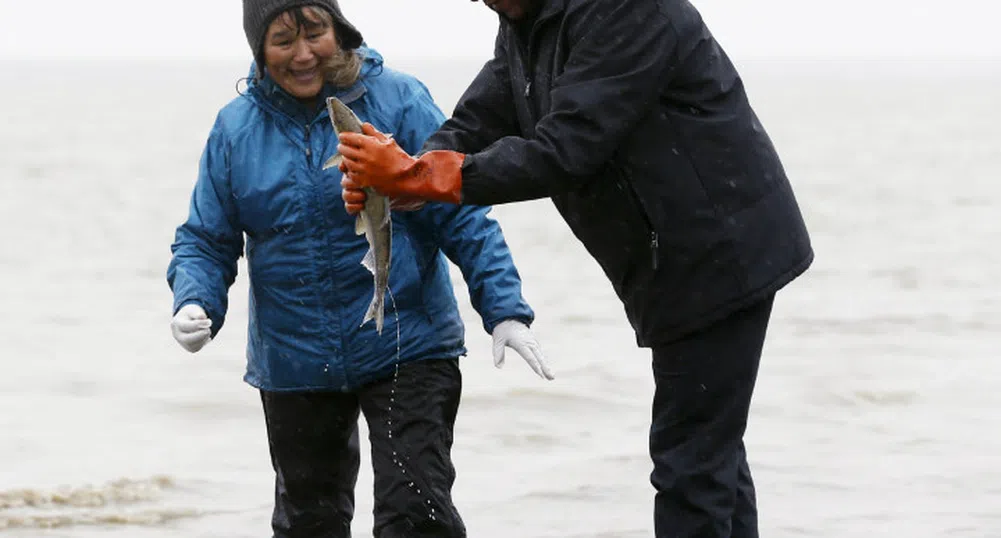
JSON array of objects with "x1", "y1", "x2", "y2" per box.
[{"x1": 0, "y1": 55, "x2": 998, "y2": 537}]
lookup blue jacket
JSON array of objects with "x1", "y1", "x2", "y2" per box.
[{"x1": 167, "y1": 47, "x2": 534, "y2": 391}]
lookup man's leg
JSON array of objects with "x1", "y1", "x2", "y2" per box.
[
  {"x1": 649, "y1": 295, "x2": 774, "y2": 538},
  {"x1": 731, "y1": 442, "x2": 758, "y2": 538},
  {"x1": 261, "y1": 390, "x2": 361, "y2": 538},
  {"x1": 360, "y1": 358, "x2": 466, "y2": 538}
]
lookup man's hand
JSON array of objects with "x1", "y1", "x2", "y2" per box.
[
  {"x1": 341, "y1": 176, "x2": 367, "y2": 215},
  {"x1": 341, "y1": 176, "x2": 426, "y2": 216},
  {"x1": 337, "y1": 123, "x2": 416, "y2": 188},
  {"x1": 338, "y1": 123, "x2": 465, "y2": 206},
  {"x1": 171, "y1": 304, "x2": 212, "y2": 353},
  {"x1": 491, "y1": 320, "x2": 555, "y2": 380}
]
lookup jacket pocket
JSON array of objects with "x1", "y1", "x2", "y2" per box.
[
  {"x1": 552, "y1": 168, "x2": 658, "y2": 297},
  {"x1": 614, "y1": 165, "x2": 660, "y2": 271}
]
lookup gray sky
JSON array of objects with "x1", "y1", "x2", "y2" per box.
[{"x1": 0, "y1": 0, "x2": 998, "y2": 60}]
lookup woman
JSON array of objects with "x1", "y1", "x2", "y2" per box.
[{"x1": 166, "y1": 1, "x2": 553, "y2": 537}]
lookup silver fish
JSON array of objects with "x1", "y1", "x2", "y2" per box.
[{"x1": 322, "y1": 96, "x2": 391, "y2": 334}]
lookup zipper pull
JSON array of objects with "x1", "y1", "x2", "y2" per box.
[
  {"x1": 304, "y1": 124, "x2": 311, "y2": 157},
  {"x1": 650, "y1": 232, "x2": 659, "y2": 271},
  {"x1": 524, "y1": 81, "x2": 532, "y2": 97}
]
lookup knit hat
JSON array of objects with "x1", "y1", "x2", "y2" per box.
[{"x1": 243, "y1": 0, "x2": 363, "y2": 76}]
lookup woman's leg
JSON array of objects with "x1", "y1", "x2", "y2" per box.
[
  {"x1": 261, "y1": 390, "x2": 362, "y2": 538},
  {"x1": 359, "y1": 358, "x2": 465, "y2": 538}
]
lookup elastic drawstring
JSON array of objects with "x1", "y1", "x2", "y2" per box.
[{"x1": 235, "y1": 76, "x2": 251, "y2": 98}]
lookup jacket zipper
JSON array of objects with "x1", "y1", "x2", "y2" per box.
[
  {"x1": 617, "y1": 167, "x2": 659, "y2": 271},
  {"x1": 303, "y1": 123, "x2": 312, "y2": 165},
  {"x1": 515, "y1": 26, "x2": 536, "y2": 103},
  {"x1": 513, "y1": 24, "x2": 659, "y2": 271},
  {"x1": 250, "y1": 88, "x2": 320, "y2": 163}
]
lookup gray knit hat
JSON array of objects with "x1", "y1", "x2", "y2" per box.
[{"x1": 243, "y1": 0, "x2": 363, "y2": 76}]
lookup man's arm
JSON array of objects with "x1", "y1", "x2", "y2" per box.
[
  {"x1": 421, "y1": 31, "x2": 520, "y2": 156},
  {"x1": 336, "y1": 0, "x2": 676, "y2": 209},
  {"x1": 461, "y1": 0, "x2": 677, "y2": 205}
]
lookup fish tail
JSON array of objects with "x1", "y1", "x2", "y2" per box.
[{"x1": 362, "y1": 290, "x2": 386, "y2": 335}]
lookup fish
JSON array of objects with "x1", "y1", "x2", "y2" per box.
[{"x1": 322, "y1": 96, "x2": 391, "y2": 335}]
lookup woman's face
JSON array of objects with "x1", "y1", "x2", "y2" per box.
[{"x1": 262, "y1": 8, "x2": 337, "y2": 100}]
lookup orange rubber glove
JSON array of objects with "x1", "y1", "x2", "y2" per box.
[
  {"x1": 341, "y1": 178, "x2": 367, "y2": 215},
  {"x1": 341, "y1": 176, "x2": 426, "y2": 216},
  {"x1": 337, "y1": 123, "x2": 464, "y2": 206}
]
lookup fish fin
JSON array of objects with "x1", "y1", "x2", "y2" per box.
[
  {"x1": 354, "y1": 213, "x2": 367, "y2": 236},
  {"x1": 361, "y1": 248, "x2": 376, "y2": 274},
  {"x1": 322, "y1": 153, "x2": 343, "y2": 170}
]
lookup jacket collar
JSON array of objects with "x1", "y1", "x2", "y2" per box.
[
  {"x1": 536, "y1": 0, "x2": 567, "y2": 22},
  {"x1": 503, "y1": 0, "x2": 566, "y2": 30}
]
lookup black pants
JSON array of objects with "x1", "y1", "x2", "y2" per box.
[
  {"x1": 650, "y1": 296, "x2": 774, "y2": 538},
  {"x1": 261, "y1": 358, "x2": 465, "y2": 538}
]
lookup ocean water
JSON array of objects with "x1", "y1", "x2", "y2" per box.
[{"x1": 0, "y1": 55, "x2": 998, "y2": 537}]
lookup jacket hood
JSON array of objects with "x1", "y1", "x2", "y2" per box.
[
  {"x1": 243, "y1": 45, "x2": 384, "y2": 120},
  {"x1": 245, "y1": 44, "x2": 384, "y2": 86}
]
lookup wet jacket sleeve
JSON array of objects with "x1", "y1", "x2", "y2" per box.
[
  {"x1": 422, "y1": 204, "x2": 535, "y2": 334},
  {"x1": 460, "y1": 0, "x2": 678, "y2": 205},
  {"x1": 166, "y1": 117, "x2": 244, "y2": 337},
  {"x1": 420, "y1": 32, "x2": 520, "y2": 155},
  {"x1": 396, "y1": 80, "x2": 448, "y2": 155},
  {"x1": 398, "y1": 82, "x2": 535, "y2": 334}
]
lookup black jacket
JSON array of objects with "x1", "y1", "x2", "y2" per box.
[{"x1": 423, "y1": 0, "x2": 813, "y2": 346}]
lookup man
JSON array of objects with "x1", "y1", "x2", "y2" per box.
[{"x1": 336, "y1": 0, "x2": 813, "y2": 536}]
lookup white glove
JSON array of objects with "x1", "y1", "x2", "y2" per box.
[
  {"x1": 491, "y1": 320, "x2": 555, "y2": 380},
  {"x1": 171, "y1": 304, "x2": 213, "y2": 353}
]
